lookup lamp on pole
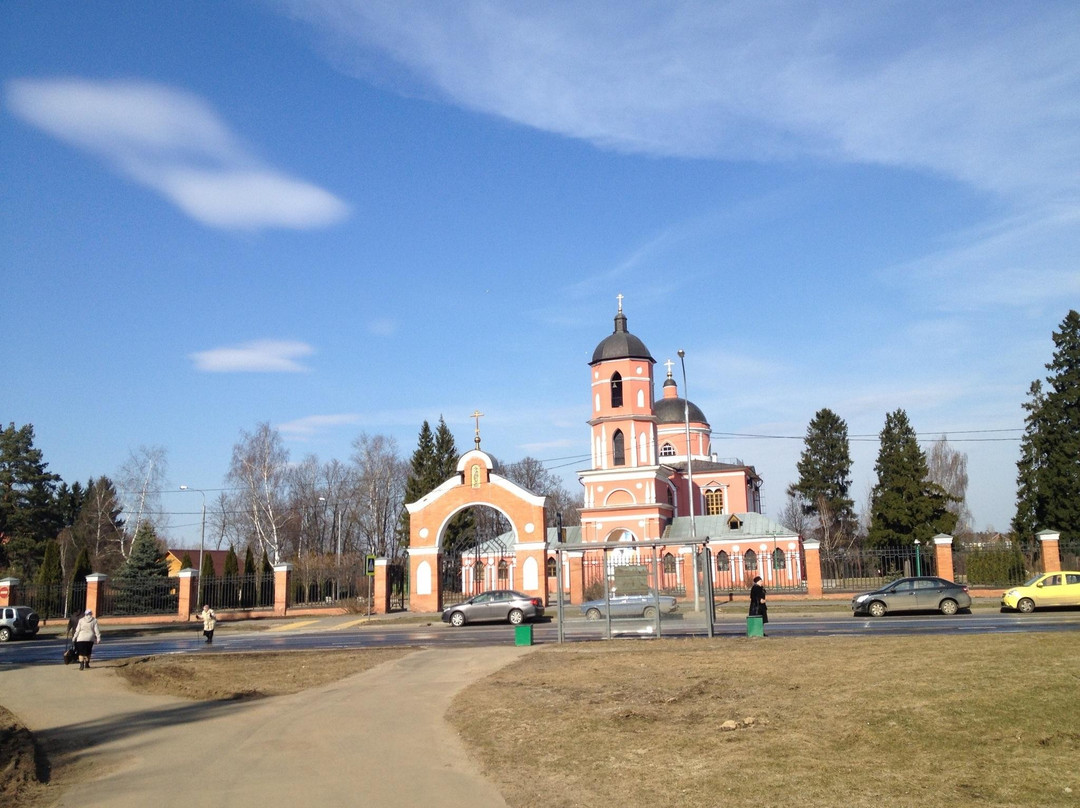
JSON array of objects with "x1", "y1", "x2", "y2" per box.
[{"x1": 179, "y1": 485, "x2": 206, "y2": 607}]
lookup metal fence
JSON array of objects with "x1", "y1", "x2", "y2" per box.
[
  {"x1": 712, "y1": 545, "x2": 806, "y2": 594},
  {"x1": 820, "y1": 545, "x2": 936, "y2": 592},
  {"x1": 291, "y1": 557, "x2": 368, "y2": 608},
  {"x1": 952, "y1": 541, "x2": 1035, "y2": 587},
  {"x1": 200, "y1": 573, "x2": 275, "y2": 610},
  {"x1": 101, "y1": 578, "x2": 178, "y2": 616},
  {"x1": 17, "y1": 581, "x2": 89, "y2": 619},
  {"x1": 1060, "y1": 538, "x2": 1080, "y2": 572}
]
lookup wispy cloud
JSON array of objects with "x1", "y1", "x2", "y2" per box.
[
  {"x1": 278, "y1": 1, "x2": 1080, "y2": 202},
  {"x1": 278, "y1": 413, "x2": 363, "y2": 437},
  {"x1": 5, "y1": 78, "x2": 350, "y2": 229},
  {"x1": 189, "y1": 339, "x2": 315, "y2": 372}
]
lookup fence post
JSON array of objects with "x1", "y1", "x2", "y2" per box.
[
  {"x1": 803, "y1": 540, "x2": 823, "y2": 598},
  {"x1": 177, "y1": 569, "x2": 198, "y2": 618},
  {"x1": 273, "y1": 563, "x2": 292, "y2": 617},
  {"x1": 933, "y1": 534, "x2": 954, "y2": 580},
  {"x1": 0, "y1": 577, "x2": 18, "y2": 607},
  {"x1": 1038, "y1": 530, "x2": 1062, "y2": 573},
  {"x1": 372, "y1": 558, "x2": 389, "y2": 615},
  {"x1": 85, "y1": 573, "x2": 107, "y2": 616}
]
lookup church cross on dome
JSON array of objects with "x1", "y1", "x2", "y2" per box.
[
  {"x1": 616, "y1": 293, "x2": 623, "y2": 313},
  {"x1": 664, "y1": 358, "x2": 674, "y2": 378},
  {"x1": 471, "y1": 410, "x2": 484, "y2": 449}
]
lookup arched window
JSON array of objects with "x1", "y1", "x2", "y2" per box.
[
  {"x1": 472, "y1": 561, "x2": 484, "y2": 592},
  {"x1": 744, "y1": 549, "x2": 757, "y2": 571},
  {"x1": 546, "y1": 556, "x2": 557, "y2": 578},
  {"x1": 662, "y1": 552, "x2": 676, "y2": 573},
  {"x1": 772, "y1": 548, "x2": 786, "y2": 570},
  {"x1": 704, "y1": 488, "x2": 724, "y2": 515},
  {"x1": 612, "y1": 430, "x2": 626, "y2": 466},
  {"x1": 610, "y1": 372, "x2": 623, "y2": 408},
  {"x1": 716, "y1": 550, "x2": 730, "y2": 572},
  {"x1": 497, "y1": 559, "x2": 509, "y2": 583},
  {"x1": 660, "y1": 442, "x2": 676, "y2": 457}
]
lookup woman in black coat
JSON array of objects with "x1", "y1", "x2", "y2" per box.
[{"x1": 749, "y1": 576, "x2": 768, "y2": 624}]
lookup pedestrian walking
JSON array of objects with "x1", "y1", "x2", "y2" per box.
[
  {"x1": 749, "y1": 575, "x2": 769, "y2": 628},
  {"x1": 199, "y1": 603, "x2": 217, "y2": 644},
  {"x1": 72, "y1": 609, "x2": 101, "y2": 670},
  {"x1": 66, "y1": 611, "x2": 80, "y2": 641}
]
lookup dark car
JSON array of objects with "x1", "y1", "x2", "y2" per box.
[
  {"x1": 0, "y1": 606, "x2": 41, "y2": 641},
  {"x1": 852, "y1": 576, "x2": 971, "y2": 617},
  {"x1": 441, "y1": 590, "x2": 545, "y2": 627}
]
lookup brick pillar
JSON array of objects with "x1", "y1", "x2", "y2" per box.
[
  {"x1": 0, "y1": 577, "x2": 19, "y2": 608},
  {"x1": 372, "y1": 558, "x2": 389, "y2": 615},
  {"x1": 273, "y1": 563, "x2": 292, "y2": 617},
  {"x1": 177, "y1": 569, "x2": 198, "y2": 618},
  {"x1": 567, "y1": 553, "x2": 584, "y2": 605},
  {"x1": 408, "y1": 549, "x2": 440, "y2": 614},
  {"x1": 85, "y1": 573, "x2": 107, "y2": 616},
  {"x1": 1038, "y1": 530, "x2": 1062, "y2": 573},
  {"x1": 803, "y1": 541, "x2": 823, "y2": 598},
  {"x1": 933, "y1": 534, "x2": 955, "y2": 581}
]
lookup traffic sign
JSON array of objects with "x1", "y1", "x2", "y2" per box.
[{"x1": 365, "y1": 555, "x2": 376, "y2": 576}]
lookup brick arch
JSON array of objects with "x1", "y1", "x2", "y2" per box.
[{"x1": 404, "y1": 449, "x2": 548, "y2": 612}]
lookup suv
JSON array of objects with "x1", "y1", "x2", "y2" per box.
[{"x1": 0, "y1": 606, "x2": 40, "y2": 641}]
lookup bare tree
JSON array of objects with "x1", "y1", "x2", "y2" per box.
[
  {"x1": 926, "y1": 436, "x2": 973, "y2": 538},
  {"x1": 351, "y1": 434, "x2": 407, "y2": 560},
  {"x1": 226, "y1": 423, "x2": 290, "y2": 564},
  {"x1": 502, "y1": 457, "x2": 581, "y2": 527},
  {"x1": 115, "y1": 445, "x2": 168, "y2": 558}
]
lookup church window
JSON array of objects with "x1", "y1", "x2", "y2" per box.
[
  {"x1": 716, "y1": 550, "x2": 730, "y2": 572},
  {"x1": 728, "y1": 515, "x2": 743, "y2": 531},
  {"x1": 612, "y1": 430, "x2": 626, "y2": 466},
  {"x1": 498, "y1": 559, "x2": 509, "y2": 583},
  {"x1": 744, "y1": 549, "x2": 757, "y2": 571},
  {"x1": 660, "y1": 442, "x2": 676, "y2": 457},
  {"x1": 662, "y1": 552, "x2": 676, "y2": 573},
  {"x1": 546, "y1": 556, "x2": 557, "y2": 578},
  {"x1": 610, "y1": 372, "x2": 623, "y2": 408},
  {"x1": 705, "y1": 488, "x2": 724, "y2": 515},
  {"x1": 772, "y1": 548, "x2": 787, "y2": 570}
]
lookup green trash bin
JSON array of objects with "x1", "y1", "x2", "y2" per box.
[
  {"x1": 514, "y1": 624, "x2": 533, "y2": 646},
  {"x1": 746, "y1": 616, "x2": 764, "y2": 638}
]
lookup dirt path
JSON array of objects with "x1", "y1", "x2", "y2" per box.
[{"x1": 4, "y1": 646, "x2": 534, "y2": 807}]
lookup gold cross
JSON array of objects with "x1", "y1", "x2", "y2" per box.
[
  {"x1": 616, "y1": 293, "x2": 624, "y2": 312},
  {"x1": 664, "y1": 358, "x2": 674, "y2": 377},
  {"x1": 471, "y1": 410, "x2": 484, "y2": 449}
]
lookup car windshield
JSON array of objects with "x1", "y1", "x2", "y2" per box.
[{"x1": 1021, "y1": 574, "x2": 1044, "y2": 587}]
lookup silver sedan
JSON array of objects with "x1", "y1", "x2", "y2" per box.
[{"x1": 581, "y1": 593, "x2": 679, "y2": 620}]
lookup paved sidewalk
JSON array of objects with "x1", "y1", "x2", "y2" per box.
[{"x1": 5, "y1": 645, "x2": 534, "y2": 807}]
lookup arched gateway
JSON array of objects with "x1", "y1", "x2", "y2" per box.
[{"x1": 405, "y1": 448, "x2": 548, "y2": 613}]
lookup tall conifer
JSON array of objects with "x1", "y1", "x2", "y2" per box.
[{"x1": 787, "y1": 408, "x2": 855, "y2": 548}]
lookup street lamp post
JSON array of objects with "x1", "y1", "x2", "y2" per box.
[
  {"x1": 678, "y1": 350, "x2": 699, "y2": 613},
  {"x1": 914, "y1": 539, "x2": 922, "y2": 577},
  {"x1": 179, "y1": 486, "x2": 206, "y2": 607}
]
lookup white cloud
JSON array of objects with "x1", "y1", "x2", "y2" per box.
[
  {"x1": 278, "y1": 413, "x2": 363, "y2": 437},
  {"x1": 366, "y1": 317, "x2": 398, "y2": 336},
  {"x1": 189, "y1": 340, "x2": 315, "y2": 372},
  {"x1": 278, "y1": 1, "x2": 1080, "y2": 202},
  {"x1": 5, "y1": 78, "x2": 349, "y2": 230}
]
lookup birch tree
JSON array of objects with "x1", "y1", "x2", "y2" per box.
[{"x1": 226, "y1": 423, "x2": 290, "y2": 564}]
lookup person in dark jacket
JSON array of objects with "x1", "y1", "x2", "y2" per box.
[{"x1": 749, "y1": 576, "x2": 768, "y2": 625}]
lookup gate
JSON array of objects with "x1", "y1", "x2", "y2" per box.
[
  {"x1": 441, "y1": 533, "x2": 512, "y2": 608},
  {"x1": 387, "y1": 557, "x2": 407, "y2": 612}
]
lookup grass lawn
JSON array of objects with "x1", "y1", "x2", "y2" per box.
[{"x1": 450, "y1": 633, "x2": 1080, "y2": 808}]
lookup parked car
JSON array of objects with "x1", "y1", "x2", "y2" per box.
[
  {"x1": 0, "y1": 606, "x2": 41, "y2": 642},
  {"x1": 441, "y1": 590, "x2": 545, "y2": 627},
  {"x1": 852, "y1": 577, "x2": 971, "y2": 617},
  {"x1": 581, "y1": 593, "x2": 679, "y2": 620},
  {"x1": 1001, "y1": 571, "x2": 1080, "y2": 613}
]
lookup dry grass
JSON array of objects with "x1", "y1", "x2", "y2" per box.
[{"x1": 450, "y1": 634, "x2": 1080, "y2": 808}]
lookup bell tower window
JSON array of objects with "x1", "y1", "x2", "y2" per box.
[
  {"x1": 660, "y1": 442, "x2": 676, "y2": 457},
  {"x1": 704, "y1": 488, "x2": 724, "y2": 515},
  {"x1": 612, "y1": 430, "x2": 626, "y2": 466},
  {"x1": 610, "y1": 372, "x2": 623, "y2": 408}
]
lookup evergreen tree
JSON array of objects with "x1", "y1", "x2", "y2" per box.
[
  {"x1": 67, "y1": 545, "x2": 93, "y2": 615},
  {"x1": 243, "y1": 545, "x2": 256, "y2": 575},
  {"x1": 867, "y1": 409, "x2": 957, "y2": 547},
  {"x1": 1013, "y1": 310, "x2": 1080, "y2": 546},
  {"x1": 71, "y1": 477, "x2": 125, "y2": 574},
  {"x1": 180, "y1": 552, "x2": 193, "y2": 570},
  {"x1": 241, "y1": 545, "x2": 257, "y2": 607},
  {"x1": 0, "y1": 422, "x2": 62, "y2": 575},
  {"x1": 787, "y1": 408, "x2": 855, "y2": 549},
  {"x1": 224, "y1": 546, "x2": 239, "y2": 577},
  {"x1": 36, "y1": 539, "x2": 63, "y2": 618},
  {"x1": 433, "y1": 417, "x2": 474, "y2": 554},
  {"x1": 397, "y1": 421, "x2": 437, "y2": 546},
  {"x1": 113, "y1": 522, "x2": 170, "y2": 614}
]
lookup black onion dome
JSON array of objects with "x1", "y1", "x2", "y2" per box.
[
  {"x1": 591, "y1": 309, "x2": 655, "y2": 364},
  {"x1": 654, "y1": 397, "x2": 708, "y2": 425}
]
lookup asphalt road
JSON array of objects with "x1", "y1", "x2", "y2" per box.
[{"x1": 3, "y1": 609, "x2": 1078, "y2": 668}]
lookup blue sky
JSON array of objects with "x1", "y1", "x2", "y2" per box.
[{"x1": 3, "y1": 1, "x2": 1078, "y2": 544}]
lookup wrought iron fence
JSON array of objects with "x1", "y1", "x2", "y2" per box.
[
  {"x1": 387, "y1": 558, "x2": 407, "y2": 611},
  {"x1": 200, "y1": 573, "x2": 274, "y2": 610},
  {"x1": 17, "y1": 582, "x2": 65, "y2": 619},
  {"x1": 1060, "y1": 538, "x2": 1080, "y2": 572},
  {"x1": 952, "y1": 541, "x2": 1034, "y2": 587},
  {"x1": 102, "y1": 578, "x2": 178, "y2": 616},
  {"x1": 291, "y1": 556, "x2": 367, "y2": 608},
  {"x1": 711, "y1": 546, "x2": 806, "y2": 594},
  {"x1": 820, "y1": 545, "x2": 936, "y2": 592}
]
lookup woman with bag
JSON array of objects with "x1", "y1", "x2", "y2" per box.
[
  {"x1": 72, "y1": 609, "x2": 101, "y2": 670},
  {"x1": 199, "y1": 603, "x2": 217, "y2": 644}
]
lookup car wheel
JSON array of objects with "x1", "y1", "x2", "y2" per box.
[
  {"x1": 643, "y1": 606, "x2": 658, "y2": 620},
  {"x1": 1017, "y1": 598, "x2": 1035, "y2": 614},
  {"x1": 939, "y1": 599, "x2": 958, "y2": 616},
  {"x1": 508, "y1": 609, "x2": 525, "y2": 625},
  {"x1": 449, "y1": 611, "x2": 466, "y2": 627},
  {"x1": 0, "y1": 627, "x2": 11, "y2": 642},
  {"x1": 868, "y1": 601, "x2": 887, "y2": 618},
  {"x1": 585, "y1": 608, "x2": 602, "y2": 621}
]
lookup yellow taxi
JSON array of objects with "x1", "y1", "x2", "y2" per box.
[{"x1": 1001, "y1": 571, "x2": 1080, "y2": 613}]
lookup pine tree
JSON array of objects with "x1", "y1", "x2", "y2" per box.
[
  {"x1": 397, "y1": 421, "x2": 437, "y2": 546},
  {"x1": 0, "y1": 422, "x2": 62, "y2": 575},
  {"x1": 787, "y1": 408, "x2": 855, "y2": 549},
  {"x1": 71, "y1": 477, "x2": 126, "y2": 574},
  {"x1": 67, "y1": 546, "x2": 93, "y2": 614},
  {"x1": 433, "y1": 416, "x2": 474, "y2": 554},
  {"x1": 36, "y1": 539, "x2": 63, "y2": 618},
  {"x1": 180, "y1": 552, "x2": 193, "y2": 570},
  {"x1": 113, "y1": 522, "x2": 170, "y2": 614},
  {"x1": 867, "y1": 409, "x2": 956, "y2": 547},
  {"x1": 224, "y1": 547, "x2": 239, "y2": 577},
  {"x1": 1013, "y1": 310, "x2": 1080, "y2": 547}
]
